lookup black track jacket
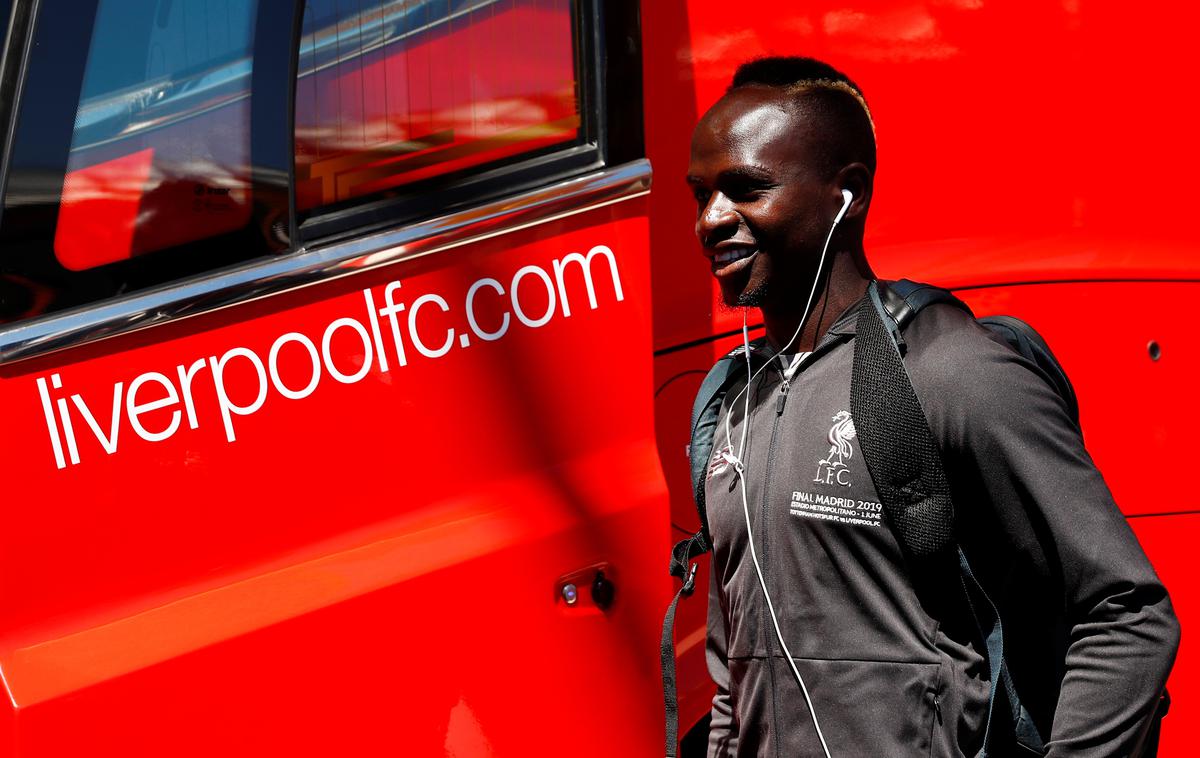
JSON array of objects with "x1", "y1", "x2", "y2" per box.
[{"x1": 704, "y1": 296, "x2": 1179, "y2": 757}]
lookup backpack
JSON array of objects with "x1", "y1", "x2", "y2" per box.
[{"x1": 659, "y1": 279, "x2": 1163, "y2": 757}]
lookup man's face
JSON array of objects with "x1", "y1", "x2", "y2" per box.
[{"x1": 688, "y1": 88, "x2": 831, "y2": 310}]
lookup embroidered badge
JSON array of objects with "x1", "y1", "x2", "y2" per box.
[
  {"x1": 792, "y1": 411, "x2": 882, "y2": 527},
  {"x1": 813, "y1": 410, "x2": 856, "y2": 487},
  {"x1": 708, "y1": 443, "x2": 733, "y2": 480}
]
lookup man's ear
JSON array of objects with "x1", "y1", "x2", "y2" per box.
[{"x1": 835, "y1": 163, "x2": 873, "y2": 222}]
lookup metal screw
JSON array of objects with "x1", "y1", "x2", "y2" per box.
[
  {"x1": 1148, "y1": 340, "x2": 1162, "y2": 361},
  {"x1": 562, "y1": 583, "x2": 578, "y2": 605}
]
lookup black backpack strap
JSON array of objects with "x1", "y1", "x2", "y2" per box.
[
  {"x1": 879, "y1": 278, "x2": 971, "y2": 343},
  {"x1": 852, "y1": 282, "x2": 957, "y2": 558},
  {"x1": 957, "y1": 547, "x2": 1045, "y2": 757},
  {"x1": 661, "y1": 555, "x2": 698, "y2": 757},
  {"x1": 853, "y1": 280, "x2": 1046, "y2": 756},
  {"x1": 662, "y1": 340, "x2": 762, "y2": 756}
]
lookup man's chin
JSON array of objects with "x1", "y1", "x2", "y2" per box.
[{"x1": 730, "y1": 282, "x2": 768, "y2": 308}]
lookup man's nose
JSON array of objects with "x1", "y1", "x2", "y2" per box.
[{"x1": 696, "y1": 193, "x2": 739, "y2": 245}]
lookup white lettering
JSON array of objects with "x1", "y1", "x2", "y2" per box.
[
  {"x1": 270, "y1": 332, "x2": 322, "y2": 400},
  {"x1": 408, "y1": 294, "x2": 454, "y2": 358},
  {"x1": 56, "y1": 397, "x2": 81, "y2": 465},
  {"x1": 321, "y1": 318, "x2": 374, "y2": 384},
  {"x1": 126, "y1": 372, "x2": 181, "y2": 442},
  {"x1": 70, "y1": 383, "x2": 124, "y2": 455},
  {"x1": 511, "y1": 265, "x2": 556, "y2": 328},
  {"x1": 37, "y1": 377, "x2": 66, "y2": 469},
  {"x1": 364, "y1": 288, "x2": 389, "y2": 373},
  {"x1": 37, "y1": 248, "x2": 628, "y2": 468},
  {"x1": 379, "y1": 281, "x2": 408, "y2": 368},
  {"x1": 176, "y1": 359, "x2": 206, "y2": 430},
  {"x1": 465, "y1": 278, "x2": 510, "y2": 341},
  {"x1": 552, "y1": 245, "x2": 624, "y2": 317},
  {"x1": 376, "y1": 281, "x2": 410, "y2": 369},
  {"x1": 209, "y1": 348, "x2": 268, "y2": 443}
]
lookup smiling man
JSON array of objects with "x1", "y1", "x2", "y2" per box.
[{"x1": 686, "y1": 57, "x2": 1178, "y2": 757}]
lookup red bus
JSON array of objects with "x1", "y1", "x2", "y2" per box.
[{"x1": 0, "y1": 0, "x2": 1194, "y2": 755}]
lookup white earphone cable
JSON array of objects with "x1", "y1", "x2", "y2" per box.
[{"x1": 718, "y1": 190, "x2": 852, "y2": 758}]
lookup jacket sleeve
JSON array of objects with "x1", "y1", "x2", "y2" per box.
[
  {"x1": 706, "y1": 564, "x2": 738, "y2": 757},
  {"x1": 907, "y1": 307, "x2": 1180, "y2": 757}
]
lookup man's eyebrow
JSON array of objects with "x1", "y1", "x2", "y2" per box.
[
  {"x1": 720, "y1": 166, "x2": 776, "y2": 183},
  {"x1": 686, "y1": 166, "x2": 777, "y2": 186}
]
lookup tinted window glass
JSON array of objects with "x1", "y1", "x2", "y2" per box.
[
  {"x1": 295, "y1": 0, "x2": 580, "y2": 214},
  {"x1": 57, "y1": 0, "x2": 258, "y2": 272},
  {"x1": 0, "y1": 0, "x2": 288, "y2": 323}
]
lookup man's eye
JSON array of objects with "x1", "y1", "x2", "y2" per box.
[
  {"x1": 726, "y1": 184, "x2": 765, "y2": 201},
  {"x1": 693, "y1": 189, "x2": 711, "y2": 206}
]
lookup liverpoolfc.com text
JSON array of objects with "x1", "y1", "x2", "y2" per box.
[{"x1": 36, "y1": 245, "x2": 624, "y2": 469}]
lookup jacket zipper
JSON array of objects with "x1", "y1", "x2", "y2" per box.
[{"x1": 760, "y1": 373, "x2": 788, "y2": 757}]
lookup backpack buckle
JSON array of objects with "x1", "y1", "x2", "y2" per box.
[{"x1": 681, "y1": 562, "x2": 698, "y2": 596}]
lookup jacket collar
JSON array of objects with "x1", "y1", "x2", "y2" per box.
[
  {"x1": 824, "y1": 294, "x2": 863, "y2": 339},
  {"x1": 747, "y1": 291, "x2": 864, "y2": 354}
]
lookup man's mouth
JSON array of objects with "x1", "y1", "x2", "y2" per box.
[{"x1": 711, "y1": 246, "x2": 757, "y2": 275}]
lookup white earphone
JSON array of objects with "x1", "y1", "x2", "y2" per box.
[
  {"x1": 720, "y1": 186, "x2": 854, "y2": 758},
  {"x1": 835, "y1": 187, "x2": 854, "y2": 224}
]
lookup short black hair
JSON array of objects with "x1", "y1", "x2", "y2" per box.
[{"x1": 729, "y1": 56, "x2": 877, "y2": 176}]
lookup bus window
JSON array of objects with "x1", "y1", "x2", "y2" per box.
[
  {"x1": 295, "y1": 0, "x2": 581, "y2": 215},
  {"x1": 55, "y1": 0, "x2": 258, "y2": 272},
  {"x1": 0, "y1": 0, "x2": 292, "y2": 323}
]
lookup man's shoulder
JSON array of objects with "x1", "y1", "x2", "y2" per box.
[
  {"x1": 894, "y1": 296, "x2": 1084, "y2": 452},
  {"x1": 900, "y1": 299, "x2": 1043, "y2": 411},
  {"x1": 903, "y1": 300, "x2": 1011, "y2": 368}
]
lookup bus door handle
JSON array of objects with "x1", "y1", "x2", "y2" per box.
[{"x1": 555, "y1": 563, "x2": 616, "y2": 612}]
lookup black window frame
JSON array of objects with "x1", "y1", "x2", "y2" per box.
[
  {"x1": 294, "y1": 0, "x2": 644, "y2": 248},
  {"x1": 0, "y1": 0, "x2": 29, "y2": 213}
]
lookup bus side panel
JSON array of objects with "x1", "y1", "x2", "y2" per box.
[{"x1": 0, "y1": 199, "x2": 670, "y2": 756}]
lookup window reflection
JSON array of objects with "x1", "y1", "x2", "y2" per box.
[
  {"x1": 56, "y1": 0, "x2": 258, "y2": 272},
  {"x1": 294, "y1": 0, "x2": 580, "y2": 212}
]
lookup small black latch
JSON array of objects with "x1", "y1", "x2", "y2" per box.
[{"x1": 591, "y1": 570, "x2": 615, "y2": 610}]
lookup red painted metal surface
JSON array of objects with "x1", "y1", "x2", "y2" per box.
[
  {"x1": 645, "y1": 0, "x2": 1200, "y2": 748},
  {"x1": 1, "y1": 203, "x2": 670, "y2": 755}
]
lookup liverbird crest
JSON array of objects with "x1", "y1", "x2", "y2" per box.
[{"x1": 819, "y1": 410, "x2": 857, "y2": 469}]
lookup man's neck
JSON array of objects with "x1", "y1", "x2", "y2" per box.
[{"x1": 761, "y1": 252, "x2": 872, "y2": 353}]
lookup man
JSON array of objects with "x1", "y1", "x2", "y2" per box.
[{"x1": 687, "y1": 57, "x2": 1179, "y2": 757}]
